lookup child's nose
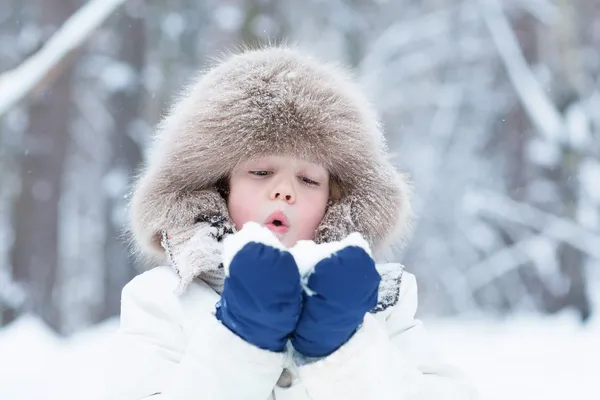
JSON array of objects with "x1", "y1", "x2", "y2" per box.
[
  {"x1": 273, "y1": 192, "x2": 293, "y2": 203},
  {"x1": 270, "y1": 183, "x2": 295, "y2": 204}
]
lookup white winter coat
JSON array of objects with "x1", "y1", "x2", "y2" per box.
[{"x1": 104, "y1": 265, "x2": 477, "y2": 400}]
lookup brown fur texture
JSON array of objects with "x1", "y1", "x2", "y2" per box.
[{"x1": 130, "y1": 46, "x2": 412, "y2": 261}]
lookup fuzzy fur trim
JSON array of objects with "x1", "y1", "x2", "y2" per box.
[{"x1": 129, "y1": 46, "x2": 411, "y2": 261}]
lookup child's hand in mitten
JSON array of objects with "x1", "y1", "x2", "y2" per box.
[
  {"x1": 216, "y1": 222, "x2": 302, "y2": 352},
  {"x1": 291, "y1": 233, "x2": 381, "y2": 358}
]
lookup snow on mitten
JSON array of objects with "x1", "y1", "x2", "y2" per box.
[
  {"x1": 216, "y1": 222, "x2": 302, "y2": 352},
  {"x1": 291, "y1": 233, "x2": 381, "y2": 358}
]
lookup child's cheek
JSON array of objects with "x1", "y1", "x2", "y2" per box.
[{"x1": 228, "y1": 194, "x2": 258, "y2": 230}]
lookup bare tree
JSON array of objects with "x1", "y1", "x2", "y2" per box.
[
  {"x1": 10, "y1": 0, "x2": 79, "y2": 332},
  {"x1": 0, "y1": 0, "x2": 127, "y2": 117},
  {"x1": 102, "y1": 0, "x2": 146, "y2": 320},
  {"x1": 1, "y1": 0, "x2": 598, "y2": 333}
]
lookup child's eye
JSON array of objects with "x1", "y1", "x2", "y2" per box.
[
  {"x1": 300, "y1": 176, "x2": 320, "y2": 186},
  {"x1": 249, "y1": 170, "x2": 271, "y2": 177}
]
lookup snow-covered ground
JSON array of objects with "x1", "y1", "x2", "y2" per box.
[
  {"x1": 0, "y1": 312, "x2": 597, "y2": 399},
  {"x1": 428, "y1": 314, "x2": 598, "y2": 399}
]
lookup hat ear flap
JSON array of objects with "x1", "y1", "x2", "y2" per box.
[
  {"x1": 314, "y1": 199, "x2": 356, "y2": 246},
  {"x1": 315, "y1": 169, "x2": 412, "y2": 252},
  {"x1": 131, "y1": 186, "x2": 233, "y2": 260}
]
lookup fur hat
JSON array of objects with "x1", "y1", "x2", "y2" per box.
[{"x1": 130, "y1": 46, "x2": 411, "y2": 261}]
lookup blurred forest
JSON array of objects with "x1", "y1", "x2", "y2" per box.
[{"x1": 1, "y1": 0, "x2": 599, "y2": 335}]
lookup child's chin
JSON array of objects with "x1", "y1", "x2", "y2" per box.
[
  {"x1": 278, "y1": 234, "x2": 296, "y2": 249},
  {"x1": 280, "y1": 235, "x2": 317, "y2": 249}
]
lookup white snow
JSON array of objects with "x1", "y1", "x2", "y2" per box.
[
  {"x1": 224, "y1": 223, "x2": 373, "y2": 279},
  {"x1": 222, "y1": 222, "x2": 287, "y2": 276},
  {"x1": 0, "y1": 315, "x2": 116, "y2": 400},
  {"x1": 0, "y1": 312, "x2": 597, "y2": 399},
  {"x1": 428, "y1": 313, "x2": 599, "y2": 399},
  {"x1": 526, "y1": 137, "x2": 561, "y2": 168},
  {"x1": 565, "y1": 103, "x2": 592, "y2": 149},
  {"x1": 580, "y1": 159, "x2": 600, "y2": 203},
  {"x1": 291, "y1": 232, "x2": 373, "y2": 278}
]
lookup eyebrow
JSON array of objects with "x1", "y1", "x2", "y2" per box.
[{"x1": 300, "y1": 167, "x2": 327, "y2": 178}]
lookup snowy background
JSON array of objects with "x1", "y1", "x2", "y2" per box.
[
  {"x1": 0, "y1": 312, "x2": 598, "y2": 399},
  {"x1": 1, "y1": 0, "x2": 599, "y2": 398}
]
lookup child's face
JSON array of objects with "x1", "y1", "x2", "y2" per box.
[{"x1": 228, "y1": 155, "x2": 330, "y2": 248}]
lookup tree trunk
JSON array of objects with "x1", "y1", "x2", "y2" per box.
[
  {"x1": 102, "y1": 1, "x2": 146, "y2": 320},
  {"x1": 11, "y1": 0, "x2": 78, "y2": 332}
]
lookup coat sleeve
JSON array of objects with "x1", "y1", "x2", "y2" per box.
[
  {"x1": 295, "y1": 272, "x2": 478, "y2": 400},
  {"x1": 103, "y1": 267, "x2": 284, "y2": 400}
]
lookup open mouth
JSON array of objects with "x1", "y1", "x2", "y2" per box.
[{"x1": 265, "y1": 211, "x2": 290, "y2": 234}]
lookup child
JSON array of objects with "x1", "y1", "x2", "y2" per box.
[{"x1": 105, "y1": 46, "x2": 477, "y2": 400}]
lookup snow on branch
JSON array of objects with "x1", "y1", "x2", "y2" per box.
[
  {"x1": 358, "y1": 2, "x2": 479, "y2": 89},
  {"x1": 464, "y1": 232, "x2": 546, "y2": 292},
  {"x1": 517, "y1": 0, "x2": 560, "y2": 25},
  {"x1": 465, "y1": 188, "x2": 600, "y2": 260},
  {"x1": 412, "y1": 85, "x2": 464, "y2": 220},
  {"x1": 478, "y1": 0, "x2": 566, "y2": 144},
  {"x1": 360, "y1": 4, "x2": 463, "y2": 70},
  {"x1": 0, "y1": 0, "x2": 127, "y2": 117}
]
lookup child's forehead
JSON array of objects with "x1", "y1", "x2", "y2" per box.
[{"x1": 236, "y1": 154, "x2": 327, "y2": 171}]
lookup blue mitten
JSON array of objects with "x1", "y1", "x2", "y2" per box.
[
  {"x1": 291, "y1": 233, "x2": 381, "y2": 358},
  {"x1": 216, "y1": 222, "x2": 302, "y2": 352}
]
